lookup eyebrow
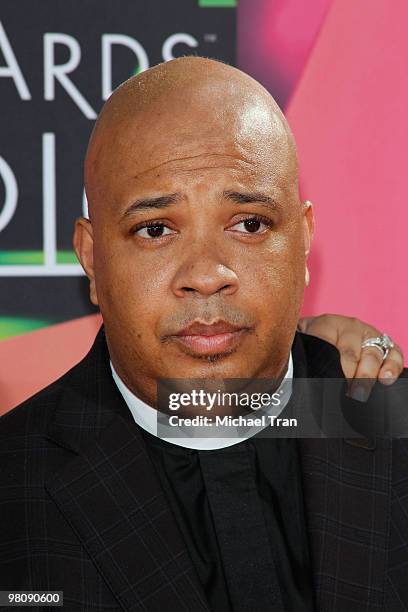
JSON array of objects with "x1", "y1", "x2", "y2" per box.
[
  {"x1": 121, "y1": 189, "x2": 280, "y2": 218},
  {"x1": 222, "y1": 190, "x2": 280, "y2": 211},
  {"x1": 122, "y1": 193, "x2": 182, "y2": 217}
]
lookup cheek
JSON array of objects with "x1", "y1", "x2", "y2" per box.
[
  {"x1": 249, "y1": 267, "x2": 301, "y2": 325},
  {"x1": 94, "y1": 243, "x2": 171, "y2": 338},
  {"x1": 243, "y1": 234, "x2": 304, "y2": 301},
  {"x1": 245, "y1": 253, "x2": 304, "y2": 356},
  {"x1": 110, "y1": 268, "x2": 160, "y2": 320}
]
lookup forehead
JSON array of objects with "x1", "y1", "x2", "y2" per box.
[{"x1": 87, "y1": 98, "x2": 294, "y2": 214}]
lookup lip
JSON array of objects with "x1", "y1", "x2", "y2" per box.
[{"x1": 171, "y1": 320, "x2": 251, "y2": 356}]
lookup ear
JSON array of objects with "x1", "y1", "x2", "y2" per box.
[
  {"x1": 73, "y1": 217, "x2": 98, "y2": 306},
  {"x1": 302, "y1": 200, "x2": 314, "y2": 286}
]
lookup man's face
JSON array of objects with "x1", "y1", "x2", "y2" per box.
[{"x1": 77, "y1": 91, "x2": 313, "y2": 405}]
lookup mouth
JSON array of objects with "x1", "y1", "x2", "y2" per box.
[{"x1": 169, "y1": 320, "x2": 253, "y2": 357}]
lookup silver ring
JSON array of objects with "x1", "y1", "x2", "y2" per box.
[{"x1": 361, "y1": 333, "x2": 395, "y2": 361}]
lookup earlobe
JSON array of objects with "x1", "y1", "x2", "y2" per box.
[
  {"x1": 302, "y1": 201, "x2": 313, "y2": 289},
  {"x1": 302, "y1": 200, "x2": 314, "y2": 257},
  {"x1": 73, "y1": 217, "x2": 99, "y2": 306}
]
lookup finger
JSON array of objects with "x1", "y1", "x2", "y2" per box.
[
  {"x1": 378, "y1": 344, "x2": 404, "y2": 384},
  {"x1": 337, "y1": 324, "x2": 381, "y2": 380},
  {"x1": 301, "y1": 314, "x2": 342, "y2": 345},
  {"x1": 339, "y1": 347, "x2": 360, "y2": 380},
  {"x1": 337, "y1": 329, "x2": 366, "y2": 380},
  {"x1": 297, "y1": 316, "x2": 316, "y2": 333},
  {"x1": 349, "y1": 346, "x2": 383, "y2": 402}
]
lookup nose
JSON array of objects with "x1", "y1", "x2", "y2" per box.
[{"x1": 171, "y1": 241, "x2": 239, "y2": 298}]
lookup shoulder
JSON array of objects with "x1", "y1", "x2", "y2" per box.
[
  {"x1": 0, "y1": 326, "x2": 106, "y2": 438},
  {"x1": 293, "y1": 331, "x2": 345, "y2": 377},
  {"x1": 0, "y1": 328, "x2": 110, "y2": 497},
  {"x1": 0, "y1": 354, "x2": 95, "y2": 492},
  {"x1": 0, "y1": 344, "x2": 95, "y2": 440},
  {"x1": 0, "y1": 364, "x2": 76, "y2": 445}
]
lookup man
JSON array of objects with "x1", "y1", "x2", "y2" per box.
[{"x1": 0, "y1": 57, "x2": 406, "y2": 611}]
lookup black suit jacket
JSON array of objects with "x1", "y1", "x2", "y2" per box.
[{"x1": 0, "y1": 327, "x2": 407, "y2": 612}]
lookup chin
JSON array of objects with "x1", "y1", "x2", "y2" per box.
[{"x1": 166, "y1": 349, "x2": 253, "y2": 380}]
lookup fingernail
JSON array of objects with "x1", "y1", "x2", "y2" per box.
[
  {"x1": 381, "y1": 371, "x2": 395, "y2": 385},
  {"x1": 351, "y1": 385, "x2": 369, "y2": 402}
]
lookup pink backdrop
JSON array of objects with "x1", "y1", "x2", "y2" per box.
[
  {"x1": 1, "y1": 0, "x2": 406, "y2": 414},
  {"x1": 239, "y1": 0, "x2": 408, "y2": 356},
  {"x1": 287, "y1": 0, "x2": 408, "y2": 351}
]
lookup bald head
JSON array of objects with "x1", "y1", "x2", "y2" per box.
[{"x1": 85, "y1": 56, "x2": 299, "y2": 220}]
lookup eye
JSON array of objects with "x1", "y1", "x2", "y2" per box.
[
  {"x1": 133, "y1": 223, "x2": 175, "y2": 239},
  {"x1": 229, "y1": 215, "x2": 273, "y2": 234}
]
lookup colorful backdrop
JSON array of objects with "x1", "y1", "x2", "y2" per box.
[
  {"x1": 1, "y1": 0, "x2": 406, "y2": 414},
  {"x1": 239, "y1": 0, "x2": 407, "y2": 367}
]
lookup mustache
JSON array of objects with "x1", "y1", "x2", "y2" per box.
[{"x1": 160, "y1": 304, "x2": 256, "y2": 338}]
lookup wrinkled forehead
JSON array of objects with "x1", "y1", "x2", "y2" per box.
[{"x1": 85, "y1": 81, "x2": 297, "y2": 217}]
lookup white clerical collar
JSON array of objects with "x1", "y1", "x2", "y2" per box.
[{"x1": 110, "y1": 354, "x2": 293, "y2": 451}]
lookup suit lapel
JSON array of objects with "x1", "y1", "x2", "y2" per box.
[
  {"x1": 294, "y1": 333, "x2": 391, "y2": 610},
  {"x1": 44, "y1": 327, "x2": 210, "y2": 612}
]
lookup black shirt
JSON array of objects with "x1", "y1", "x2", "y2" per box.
[{"x1": 140, "y1": 428, "x2": 316, "y2": 612}]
